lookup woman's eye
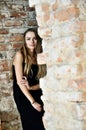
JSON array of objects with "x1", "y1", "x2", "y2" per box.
[
  {"x1": 33, "y1": 37, "x2": 37, "y2": 40},
  {"x1": 27, "y1": 38, "x2": 30, "y2": 40},
  {"x1": 26, "y1": 37, "x2": 37, "y2": 41}
]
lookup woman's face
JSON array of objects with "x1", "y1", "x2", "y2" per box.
[{"x1": 25, "y1": 31, "x2": 37, "y2": 52}]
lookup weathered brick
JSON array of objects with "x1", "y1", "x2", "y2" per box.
[
  {"x1": 77, "y1": 60, "x2": 86, "y2": 75},
  {"x1": 43, "y1": 13, "x2": 50, "y2": 23},
  {"x1": 0, "y1": 36, "x2": 4, "y2": 43},
  {"x1": 41, "y1": 3, "x2": 50, "y2": 12},
  {"x1": 12, "y1": 43, "x2": 22, "y2": 49},
  {"x1": 5, "y1": 20, "x2": 23, "y2": 27},
  {"x1": 0, "y1": 29, "x2": 9, "y2": 34},
  {"x1": 38, "y1": 27, "x2": 52, "y2": 38},
  {"x1": 0, "y1": 14, "x2": 5, "y2": 19},
  {"x1": 12, "y1": 4, "x2": 24, "y2": 11},
  {"x1": 52, "y1": 2, "x2": 58, "y2": 11},
  {"x1": 10, "y1": 11, "x2": 26, "y2": 18},
  {"x1": 10, "y1": 34, "x2": 23, "y2": 42},
  {"x1": 28, "y1": 20, "x2": 37, "y2": 26},
  {"x1": 0, "y1": 60, "x2": 9, "y2": 72},
  {"x1": 68, "y1": 78, "x2": 86, "y2": 91},
  {"x1": 79, "y1": 21, "x2": 86, "y2": 32},
  {"x1": 54, "y1": 7, "x2": 79, "y2": 21},
  {"x1": 0, "y1": 44, "x2": 7, "y2": 51}
]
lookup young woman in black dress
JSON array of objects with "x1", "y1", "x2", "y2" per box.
[{"x1": 12, "y1": 28, "x2": 46, "y2": 130}]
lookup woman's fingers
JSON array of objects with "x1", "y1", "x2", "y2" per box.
[
  {"x1": 32, "y1": 102, "x2": 42, "y2": 112},
  {"x1": 20, "y1": 77, "x2": 28, "y2": 86}
]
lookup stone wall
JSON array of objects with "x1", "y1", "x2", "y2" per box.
[
  {"x1": 0, "y1": 0, "x2": 37, "y2": 130},
  {"x1": 29, "y1": 0, "x2": 86, "y2": 130}
]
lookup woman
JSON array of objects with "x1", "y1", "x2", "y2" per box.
[{"x1": 12, "y1": 28, "x2": 46, "y2": 130}]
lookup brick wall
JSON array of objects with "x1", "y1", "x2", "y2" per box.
[
  {"x1": 29, "y1": 0, "x2": 86, "y2": 130},
  {"x1": 0, "y1": 0, "x2": 37, "y2": 130}
]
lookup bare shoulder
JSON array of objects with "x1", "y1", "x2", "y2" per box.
[
  {"x1": 15, "y1": 51, "x2": 22, "y2": 58},
  {"x1": 13, "y1": 51, "x2": 23, "y2": 65}
]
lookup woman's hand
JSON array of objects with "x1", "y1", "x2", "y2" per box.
[
  {"x1": 32, "y1": 102, "x2": 42, "y2": 112},
  {"x1": 20, "y1": 76, "x2": 30, "y2": 89}
]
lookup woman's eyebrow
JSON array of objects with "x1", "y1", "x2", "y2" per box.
[{"x1": 26, "y1": 36, "x2": 36, "y2": 38}]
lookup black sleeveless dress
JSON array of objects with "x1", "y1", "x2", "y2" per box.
[{"x1": 12, "y1": 64, "x2": 45, "y2": 130}]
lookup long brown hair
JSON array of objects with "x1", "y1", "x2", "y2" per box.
[{"x1": 20, "y1": 28, "x2": 46, "y2": 78}]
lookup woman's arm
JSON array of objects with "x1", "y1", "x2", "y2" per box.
[
  {"x1": 13, "y1": 51, "x2": 35, "y2": 103},
  {"x1": 13, "y1": 51, "x2": 42, "y2": 111}
]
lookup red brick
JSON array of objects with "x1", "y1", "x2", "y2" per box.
[
  {"x1": 0, "y1": 60, "x2": 9, "y2": 72},
  {"x1": 10, "y1": 34, "x2": 23, "y2": 42},
  {"x1": 0, "y1": 14, "x2": 5, "y2": 19},
  {"x1": 0, "y1": 29, "x2": 9, "y2": 34},
  {"x1": 0, "y1": 44, "x2": 7, "y2": 51},
  {"x1": 10, "y1": 11, "x2": 26, "y2": 18},
  {"x1": 5, "y1": 20, "x2": 22, "y2": 27},
  {"x1": 13, "y1": 43, "x2": 22, "y2": 49}
]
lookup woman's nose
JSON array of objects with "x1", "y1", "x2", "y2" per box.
[{"x1": 31, "y1": 39, "x2": 34, "y2": 43}]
